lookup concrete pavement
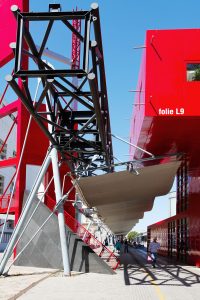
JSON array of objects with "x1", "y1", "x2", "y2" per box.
[{"x1": 1, "y1": 247, "x2": 200, "y2": 300}]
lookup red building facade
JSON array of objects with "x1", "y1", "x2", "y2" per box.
[{"x1": 131, "y1": 29, "x2": 200, "y2": 266}]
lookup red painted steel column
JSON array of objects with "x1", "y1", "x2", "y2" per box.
[{"x1": 14, "y1": 0, "x2": 29, "y2": 224}]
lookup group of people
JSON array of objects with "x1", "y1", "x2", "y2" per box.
[
  {"x1": 116, "y1": 236, "x2": 161, "y2": 268},
  {"x1": 114, "y1": 238, "x2": 129, "y2": 254},
  {"x1": 105, "y1": 235, "x2": 161, "y2": 268}
]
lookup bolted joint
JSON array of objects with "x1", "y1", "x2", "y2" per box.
[
  {"x1": 91, "y1": 3, "x2": 99, "y2": 10},
  {"x1": 47, "y1": 78, "x2": 54, "y2": 83},
  {"x1": 9, "y1": 42, "x2": 16, "y2": 54},
  {"x1": 91, "y1": 40, "x2": 97, "y2": 48},
  {"x1": 11, "y1": 5, "x2": 20, "y2": 12},
  {"x1": 5, "y1": 74, "x2": 13, "y2": 82},
  {"x1": 11, "y1": 5, "x2": 20, "y2": 18}
]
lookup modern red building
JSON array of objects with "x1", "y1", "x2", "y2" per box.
[{"x1": 130, "y1": 29, "x2": 200, "y2": 266}]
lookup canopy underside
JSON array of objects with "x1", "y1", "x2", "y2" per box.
[{"x1": 76, "y1": 161, "x2": 181, "y2": 234}]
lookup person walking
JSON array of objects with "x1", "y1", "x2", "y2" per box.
[
  {"x1": 104, "y1": 237, "x2": 108, "y2": 246},
  {"x1": 148, "y1": 237, "x2": 160, "y2": 268},
  {"x1": 115, "y1": 240, "x2": 121, "y2": 254},
  {"x1": 124, "y1": 238, "x2": 129, "y2": 253}
]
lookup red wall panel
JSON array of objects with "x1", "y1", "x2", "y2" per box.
[
  {"x1": 132, "y1": 29, "x2": 200, "y2": 267},
  {"x1": 0, "y1": 0, "x2": 28, "y2": 67},
  {"x1": 145, "y1": 29, "x2": 200, "y2": 117}
]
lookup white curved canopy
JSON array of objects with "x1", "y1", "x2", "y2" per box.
[{"x1": 76, "y1": 161, "x2": 181, "y2": 234}]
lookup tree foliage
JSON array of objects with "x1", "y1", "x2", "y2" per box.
[
  {"x1": 193, "y1": 67, "x2": 200, "y2": 81},
  {"x1": 127, "y1": 231, "x2": 139, "y2": 241}
]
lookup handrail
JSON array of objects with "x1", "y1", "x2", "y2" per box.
[{"x1": 46, "y1": 194, "x2": 119, "y2": 270}]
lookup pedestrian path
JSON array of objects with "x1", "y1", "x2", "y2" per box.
[
  {"x1": 1, "y1": 247, "x2": 200, "y2": 299},
  {"x1": 120, "y1": 247, "x2": 200, "y2": 300}
]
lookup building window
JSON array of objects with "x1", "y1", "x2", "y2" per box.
[
  {"x1": 177, "y1": 218, "x2": 189, "y2": 263},
  {"x1": 9, "y1": 182, "x2": 14, "y2": 194},
  {"x1": 1, "y1": 233, "x2": 12, "y2": 243},
  {"x1": 7, "y1": 220, "x2": 14, "y2": 229},
  {"x1": 187, "y1": 63, "x2": 200, "y2": 81},
  {"x1": 0, "y1": 175, "x2": 4, "y2": 194},
  {"x1": 177, "y1": 160, "x2": 188, "y2": 213},
  {"x1": 0, "y1": 139, "x2": 7, "y2": 159}
]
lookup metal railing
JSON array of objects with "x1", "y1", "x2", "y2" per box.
[{"x1": 46, "y1": 194, "x2": 119, "y2": 270}]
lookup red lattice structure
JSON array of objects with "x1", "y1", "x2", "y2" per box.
[
  {"x1": 71, "y1": 9, "x2": 81, "y2": 111},
  {"x1": 71, "y1": 10, "x2": 81, "y2": 70}
]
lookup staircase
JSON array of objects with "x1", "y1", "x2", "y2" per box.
[{"x1": 46, "y1": 195, "x2": 119, "y2": 271}]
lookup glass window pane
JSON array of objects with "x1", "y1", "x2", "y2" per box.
[{"x1": 187, "y1": 63, "x2": 200, "y2": 81}]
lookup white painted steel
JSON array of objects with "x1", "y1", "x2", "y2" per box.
[{"x1": 0, "y1": 152, "x2": 51, "y2": 275}]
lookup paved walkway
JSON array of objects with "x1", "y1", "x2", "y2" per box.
[{"x1": 1, "y1": 248, "x2": 200, "y2": 299}]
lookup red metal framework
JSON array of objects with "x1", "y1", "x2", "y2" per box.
[
  {"x1": 0, "y1": 100, "x2": 20, "y2": 216},
  {"x1": 0, "y1": 172, "x2": 16, "y2": 214},
  {"x1": 71, "y1": 9, "x2": 81, "y2": 112},
  {"x1": 0, "y1": 0, "x2": 29, "y2": 221},
  {"x1": 0, "y1": 98, "x2": 50, "y2": 219},
  {"x1": 71, "y1": 10, "x2": 81, "y2": 70},
  {"x1": 0, "y1": 0, "x2": 29, "y2": 67}
]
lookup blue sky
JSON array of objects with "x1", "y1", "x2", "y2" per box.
[{"x1": 3, "y1": 0, "x2": 199, "y2": 232}]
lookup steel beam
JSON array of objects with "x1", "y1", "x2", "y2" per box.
[
  {"x1": 62, "y1": 19, "x2": 84, "y2": 42},
  {"x1": 15, "y1": 69, "x2": 86, "y2": 78},
  {"x1": 9, "y1": 3, "x2": 113, "y2": 172},
  {"x1": 91, "y1": 3, "x2": 113, "y2": 163},
  {"x1": 6, "y1": 75, "x2": 57, "y2": 146},
  {"x1": 38, "y1": 20, "x2": 54, "y2": 57},
  {"x1": 35, "y1": 79, "x2": 54, "y2": 111},
  {"x1": 51, "y1": 147, "x2": 71, "y2": 276},
  {"x1": 91, "y1": 41, "x2": 98, "y2": 82},
  {"x1": 88, "y1": 73, "x2": 106, "y2": 152},
  {"x1": 53, "y1": 79, "x2": 94, "y2": 110},
  {"x1": 20, "y1": 11, "x2": 89, "y2": 21},
  {"x1": 83, "y1": 13, "x2": 91, "y2": 72}
]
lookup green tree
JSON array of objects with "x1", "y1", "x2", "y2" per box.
[
  {"x1": 193, "y1": 67, "x2": 200, "y2": 81},
  {"x1": 127, "y1": 231, "x2": 139, "y2": 241}
]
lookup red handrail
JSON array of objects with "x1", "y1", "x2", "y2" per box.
[{"x1": 46, "y1": 194, "x2": 119, "y2": 270}]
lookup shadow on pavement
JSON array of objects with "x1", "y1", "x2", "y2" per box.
[{"x1": 120, "y1": 246, "x2": 200, "y2": 287}]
